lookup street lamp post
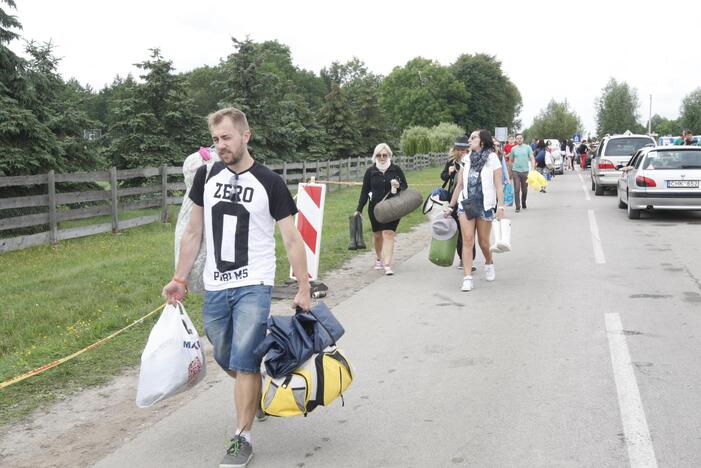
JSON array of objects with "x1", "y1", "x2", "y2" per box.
[{"x1": 648, "y1": 94, "x2": 652, "y2": 135}]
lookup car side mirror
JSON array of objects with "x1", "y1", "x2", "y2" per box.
[{"x1": 620, "y1": 166, "x2": 633, "y2": 173}]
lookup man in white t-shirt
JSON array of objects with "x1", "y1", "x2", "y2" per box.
[{"x1": 163, "y1": 107, "x2": 310, "y2": 468}]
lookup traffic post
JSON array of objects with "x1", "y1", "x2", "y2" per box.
[{"x1": 291, "y1": 180, "x2": 326, "y2": 281}]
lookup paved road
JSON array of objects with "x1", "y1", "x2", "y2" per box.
[{"x1": 94, "y1": 170, "x2": 701, "y2": 468}]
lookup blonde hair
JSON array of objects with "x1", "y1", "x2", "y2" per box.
[
  {"x1": 371, "y1": 143, "x2": 393, "y2": 163},
  {"x1": 207, "y1": 107, "x2": 250, "y2": 133}
]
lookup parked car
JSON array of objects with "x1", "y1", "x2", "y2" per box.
[
  {"x1": 591, "y1": 132, "x2": 656, "y2": 195},
  {"x1": 544, "y1": 139, "x2": 564, "y2": 174},
  {"x1": 617, "y1": 146, "x2": 701, "y2": 219}
]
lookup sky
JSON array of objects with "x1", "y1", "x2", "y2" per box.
[{"x1": 8, "y1": 0, "x2": 701, "y2": 137}]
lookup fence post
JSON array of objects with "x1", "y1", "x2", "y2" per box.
[
  {"x1": 110, "y1": 167, "x2": 119, "y2": 233},
  {"x1": 326, "y1": 159, "x2": 332, "y2": 192},
  {"x1": 302, "y1": 160, "x2": 307, "y2": 183},
  {"x1": 347, "y1": 157, "x2": 351, "y2": 181},
  {"x1": 337, "y1": 159, "x2": 342, "y2": 187},
  {"x1": 315, "y1": 160, "x2": 320, "y2": 182},
  {"x1": 356, "y1": 156, "x2": 361, "y2": 179},
  {"x1": 161, "y1": 164, "x2": 169, "y2": 223},
  {"x1": 47, "y1": 170, "x2": 58, "y2": 244},
  {"x1": 283, "y1": 161, "x2": 288, "y2": 185}
]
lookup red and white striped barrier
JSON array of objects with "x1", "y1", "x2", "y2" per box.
[{"x1": 291, "y1": 181, "x2": 326, "y2": 281}]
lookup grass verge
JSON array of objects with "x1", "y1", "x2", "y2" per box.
[{"x1": 0, "y1": 164, "x2": 443, "y2": 426}]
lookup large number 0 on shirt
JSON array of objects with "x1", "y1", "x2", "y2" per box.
[{"x1": 212, "y1": 202, "x2": 250, "y2": 272}]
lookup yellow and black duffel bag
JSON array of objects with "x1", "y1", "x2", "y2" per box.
[{"x1": 261, "y1": 347, "x2": 353, "y2": 417}]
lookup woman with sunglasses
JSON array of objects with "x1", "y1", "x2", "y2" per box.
[
  {"x1": 445, "y1": 129, "x2": 505, "y2": 291},
  {"x1": 355, "y1": 143, "x2": 408, "y2": 276}
]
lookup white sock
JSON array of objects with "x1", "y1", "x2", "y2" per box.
[{"x1": 235, "y1": 430, "x2": 253, "y2": 446}]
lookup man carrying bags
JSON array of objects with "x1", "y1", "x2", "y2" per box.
[{"x1": 162, "y1": 107, "x2": 311, "y2": 468}]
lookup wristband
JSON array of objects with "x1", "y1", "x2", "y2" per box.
[{"x1": 172, "y1": 276, "x2": 188, "y2": 285}]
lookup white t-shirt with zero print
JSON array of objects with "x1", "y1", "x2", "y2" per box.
[{"x1": 189, "y1": 161, "x2": 298, "y2": 291}]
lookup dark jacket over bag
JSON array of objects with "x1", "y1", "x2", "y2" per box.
[
  {"x1": 356, "y1": 163, "x2": 408, "y2": 232},
  {"x1": 253, "y1": 302, "x2": 345, "y2": 378},
  {"x1": 440, "y1": 159, "x2": 462, "y2": 195}
]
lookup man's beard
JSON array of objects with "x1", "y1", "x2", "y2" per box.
[{"x1": 222, "y1": 143, "x2": 246, "y2": 166}]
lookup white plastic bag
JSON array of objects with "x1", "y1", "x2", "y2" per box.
[
  {"x1": 545, "y1": 151, "x2": 554, "y2": 168},
  {"x1": 136, "y1": 302, "x2": 206, "y2": 408},
  {"x1": 489, "y1": 218, "x2": 512, "y2": 253}
]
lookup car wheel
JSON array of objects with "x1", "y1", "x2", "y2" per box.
[
  {"x1": 627, "y1": 200, "x2": 641, "y2": 219},
  {"x1": 617, "y1": 191, "x2": 626, "y2": 209},
  {"x1": 594, "y1": 181, "x2": 604, "y2": 196}
]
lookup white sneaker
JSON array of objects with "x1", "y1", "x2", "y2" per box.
[
  {"x1": 384, "y1": 265, "x2": 394, "y2": 276},
  {"x1": 461, "y1": 276, "x2": 473, "y2": 292},
  {"x1": 484, "y1": 264, "x2": 496, "y2": 281},
  {"x1": 373, "y1": 259, "x2": 383, "y2": 270}
]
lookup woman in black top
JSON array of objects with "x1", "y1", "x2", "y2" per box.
[
  {"x1": 440, "y1": 136, "x2": 469, "y2": 267},
  {"x1": 355, "y1": 143, "x2": 408, "y2": 276}
]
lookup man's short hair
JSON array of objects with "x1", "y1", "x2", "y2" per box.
[
  {"x1": 515, "y1": 133, "x2": 524, "y2": 138},
  {"x1": 208, "y1": 107, "x2": 250, "y2": 133}
]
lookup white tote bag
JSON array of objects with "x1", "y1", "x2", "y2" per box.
[
  {"x1": 489, "y1": 219, "x2": 512, "y2": 253},
  {"x1": 136, "y1": 302, "x2": 206, "y2": 408}
]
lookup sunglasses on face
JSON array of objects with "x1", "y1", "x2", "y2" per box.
[
  {"x1": 376, "y1": 153, "x2": 389, "y2": 158},
  {"x1": 229, "y1": 173, "x2": 240, "y2": 202}
]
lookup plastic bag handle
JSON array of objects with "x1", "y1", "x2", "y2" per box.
[{"x1": 175, "y1": 301, "x2": 193, "y2": 335}]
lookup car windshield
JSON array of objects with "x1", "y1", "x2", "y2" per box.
[
  {"x1": 604, "y1": 138, "x2": 654, "y2": 157},
  {"x1": 642, "y1": 150, "x2": 701, "y2": 170}
]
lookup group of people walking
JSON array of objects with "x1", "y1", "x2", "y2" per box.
[
  {"x1": 355, "y1": 129, "x2": 523, "y2": 292},
  {"x1": 163, "y1": 105, "x2": 563, "y2": 467}
]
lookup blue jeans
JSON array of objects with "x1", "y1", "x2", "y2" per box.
[{"x1": 203, "y1": 285, "x2": 272, "y2": 373}]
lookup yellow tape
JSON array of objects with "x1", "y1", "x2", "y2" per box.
[{"x1": 0, "y1": 303, "x2": 166, "y2": 390}]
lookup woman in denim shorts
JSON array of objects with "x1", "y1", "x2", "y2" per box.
[{"x1": 445, "y1": 129, "x2": 505, "y2": 292}]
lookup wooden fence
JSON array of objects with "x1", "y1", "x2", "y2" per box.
[{"x1": 0, "y1": 153, "x2": 445, "y2": 253}]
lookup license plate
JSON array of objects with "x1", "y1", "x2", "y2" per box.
[{"x1": 667, "y1": 180, "x2": 699, "y2": 188}]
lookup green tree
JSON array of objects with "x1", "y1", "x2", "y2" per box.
[
  {"x1": 525, "y1": 99, "x2": 582, "y2": 141},
  {"x1": 323, "y1": 58, "x2": 391, "y2": 154},
  {"x1": 648, "y1": 114, "x2": 679, "y2": 136},
  {"x1": 221, "y1": 37, "x2": 331, "y2": 162},
  {"x1": 428, "y1": 122, "x2": 465, "y2": 153},
  {"x1": 106, "y1": 49, "x2": 203, "y2": 169},
  {"x1": 183, "y1": 65, "x2": 227, "y2": 117},
  {"x1": 318, "y1": 82, "x2": 358, "y2": 158},
  {"x1": 400, "y1": 126, "x2": 432, "y2": 156},
  {"x1": 450, "y1": 54, "x2": 522, "y2": 131},
  {"x1": 1, "y1": 2, "x2": 98, "y2": 177},
  {"x1": 595, "y1": 78, "x2": 643, "y2": 135},
  {"x1": 679, "y1": 88, "x2": 701, "y2": 134},
  {"x1": 380, "y1": 58, "x2": 469, "y2": 130}
]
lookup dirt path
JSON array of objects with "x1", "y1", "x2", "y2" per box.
[{"x1": 0, "y1": 222, "x2": 432, "y2": 468}]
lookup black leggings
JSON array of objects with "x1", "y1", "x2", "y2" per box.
[{"x1": 451, "y1": 210, "x2": 476, "y2": 261}]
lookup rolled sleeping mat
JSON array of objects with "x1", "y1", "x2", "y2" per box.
[
  {"x1": 373, "y1": 188, "x2": 423, "y2": 223},
  {"x1": 429, "y1": 217, "x2": 458, "y2": 267}
]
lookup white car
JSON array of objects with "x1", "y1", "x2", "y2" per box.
[
  {"x1": 592, "y1": 132, "x2": 656, "y2": 195},
  {"x1": 617, "y1": 146, "x2": 701, "y2": 219}
]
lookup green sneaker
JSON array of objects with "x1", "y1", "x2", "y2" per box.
[{"x1": 220, "y1": 435, "x2": 253, "y2": 468}]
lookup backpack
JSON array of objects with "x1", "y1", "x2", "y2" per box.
[{"x1": 260, "y1": 347, "x2": 353, "y2": 417}]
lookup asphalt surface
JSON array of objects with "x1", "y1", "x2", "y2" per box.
[{"x1": 93, "y1": 169, "x2": 701, "y2": 468}]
